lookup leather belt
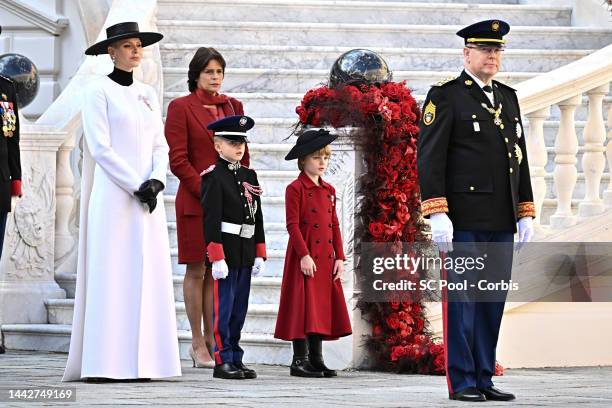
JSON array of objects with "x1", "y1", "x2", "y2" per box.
[{"x1": 221, "y1": 222, "x2": 255, "y2": 239}]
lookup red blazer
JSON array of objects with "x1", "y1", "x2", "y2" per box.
[{"x1": 165, "y1": 92, "x2": 249, "y2": 217}]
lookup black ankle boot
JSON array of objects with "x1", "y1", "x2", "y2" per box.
[
  {"x1": 307, "y1": 335, "x2": 337, "y2": 377},
  {"x1": 290, "y1": 339, "x2": 324, "y2": 378}
]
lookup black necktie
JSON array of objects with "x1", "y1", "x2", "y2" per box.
[{"x1": 482, "y1": 85, "x2": 493, "y2": 93}]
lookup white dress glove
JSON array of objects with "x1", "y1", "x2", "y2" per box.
[
  {"x1": 430, "y1": 212, "x2": 454, "y2": 253},
  {"x1": 252, "y1": 257, "x2": 265, "y2": 277},
  {"x1": 517, "y1": 216, "x2": 534, "y2": 248},
  {"x1": 212, "y1": 259, "x2": 229, "y2": 280}
]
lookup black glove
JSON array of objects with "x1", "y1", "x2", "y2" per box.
[
  {"x1": 134, "y1": 179, "x2": 165, "y2": 202},
  {"x1": 144, "y1": 197, "x2": 157, "y2": 213}
]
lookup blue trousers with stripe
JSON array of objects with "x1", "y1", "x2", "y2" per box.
[
  {"x1": 213, "y1": 266, "x2": 252, "y2": 365},
  {"x1": 443, "y1": 230, "x2": 514, "y2": 395}
]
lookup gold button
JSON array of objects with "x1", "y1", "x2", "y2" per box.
[
  {"x1": 472, "y1": 114, "x2": 477, "y2": 119},
  {"x1": 510, "y1": 168, "x2": 514, "y2": 173},
  {"x1": 515, "y1": 117, "x2": 519, "y2": 121},
  {"x1": 505, "y1": 137, "x2": 509, "y2": 143},
  {"x1": 508, "y1": 153, "x2": 512, "y2": 158},
  {"x1": 469, "y1": 186, "x2": 475, "y2": 191},
  {"x1": 500, "y1": 124, "x2": 505, "y2": 130}
]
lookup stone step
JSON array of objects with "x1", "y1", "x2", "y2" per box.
[
  {"x1": 164, "y1": 92, "x2": 611, "y2": 121},
  {"x1": 45, "y1": 299, "x2": 280, "y2": 334},
  {"x1": 161, "y1": 44, "x2": 593, "y2": 73},
  {"x1": 156, "y1": 21, "x2": 612, "y2": 50},
  {"x1": 170, "y1": 246, "x2": 286, "y2": 277},
  {"x1": 1, "y1": 324, "x2": 291, "y2": 365},
  {"x1": 335, "y1": 0, "x2": 519, "y2": 3},
  {"x1": 167, "y1": 220, "x2": 288, "y2": 251},
  {"x1": 164, "y1": 194, "x2": 286, "y2": 225},
  {"x1": 157, "y1": 0, "x2": 570, "y2": 26},
  {"x1": 165, "y1": 169, "x2": 299, "y2": 196},
  {"x1": 331, "y1": 0, "x2": 519, "y2": 2},
  {"x1": 163, "y1": 67, "x2": 536, "y2": 94},
  {"x1": 55, "y1": 272, "x2": 282, "y2": 305}
]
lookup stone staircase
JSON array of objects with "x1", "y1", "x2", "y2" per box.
[{"x1": 3, "y1": 0, "x2": 612, "y2": 365}]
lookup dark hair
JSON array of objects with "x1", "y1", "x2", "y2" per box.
[{"x1": 187, "y1": 47, "x2": 226, "y2": 92}]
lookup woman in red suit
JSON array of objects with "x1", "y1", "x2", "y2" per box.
[
  {"x1": 165, "y1": 47, "x2": 249, "y2": 368},
  {"x1": 274, "y1": 129, "x2": 352, "y2": 378}
]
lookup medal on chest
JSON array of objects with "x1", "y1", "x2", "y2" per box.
[
  {"x1": 481, "y1": 102, "x2": 504, "y2": 130},
  {"x1": 0, "y1": 101, "x2": 16, "y2": 137}
]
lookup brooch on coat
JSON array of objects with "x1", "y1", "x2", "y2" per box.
[{"x1": 138, "y1": 94, "x2": 153, "y2": 111}]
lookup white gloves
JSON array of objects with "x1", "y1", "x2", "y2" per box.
[
  {"x1": 517, "y1": 216, "x2": 534, "y2": 248},
  {"x1": 430, "y1": 212, "x2": 454, "y2": 253},
  {"x1": 252, "y1": 257, "x2": 265, "y2": 277},
  {"x1": 212, "y1": 259, "x2": 229, "y2": 280}
]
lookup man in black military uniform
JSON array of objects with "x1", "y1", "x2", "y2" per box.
[
  {"x1": 201, "y1": 115, "x2": 266, "y2": 380},
  {"x1": 0, "y1": 24, "x2": 22, "y2": 266},
  {"x1": 417, "y1": 20, "x2": 535, "y2": 402}
]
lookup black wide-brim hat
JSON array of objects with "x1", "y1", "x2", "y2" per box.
[
  {"x1": 85, "y1": 22, "x2": 163, "y2": 56},
  {"x1": 285, "y1": 129, "x2": 338, "y2": 160}
]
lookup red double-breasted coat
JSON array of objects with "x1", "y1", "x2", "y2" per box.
[
  {"x1": 274, "y1": 172, "x2": 352, "y2": 341},
  {"x1": 164, "y1": 91, "x2": 249, "y2": 264}
]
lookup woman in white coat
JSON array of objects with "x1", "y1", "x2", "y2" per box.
[{"x1": 63, "y1": 22, "x2": 181, "y2": 381}]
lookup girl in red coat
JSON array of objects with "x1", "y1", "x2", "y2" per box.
[
  {"x1": 274, "y1": 129, "x2": 352, "y2": 378},
  {"x1": 165, "y1": 47, "x2": 249, "y2": 368}
]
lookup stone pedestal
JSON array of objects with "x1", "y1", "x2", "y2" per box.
[
  {"x1": 316, "y1": 131, "x2": 370, "y2": 369},
  {"x1": 0, "y1": 124, "x2": 67, "y2": 325}
]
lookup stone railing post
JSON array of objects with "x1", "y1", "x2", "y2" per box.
[
  {"x1": 603, "y1": 88, "x2": 612, "y2": 208},
  {"x1": 579, "y1": 84, "x2": 609, "y2": 217},
  {"x1": 54, "y1": 131, "x2": 77, "y2": 275},
  {"x1": 550, "y1": 95, "x2": 582, "y2": 228},
  {"x1": 525, "y1": 107, "x2": 550, "y2": 225}
]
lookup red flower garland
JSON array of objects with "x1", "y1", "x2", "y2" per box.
[{"x1": 296, "y1": 81, "x2": 445, "y2": 374}]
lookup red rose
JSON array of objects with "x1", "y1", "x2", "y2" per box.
[
  {"x1": 369, "y1": 222, "x2": 385, "y2": 238},
  {"x1": 495, "y1": 362, "x2": 504, "y2": 376}
]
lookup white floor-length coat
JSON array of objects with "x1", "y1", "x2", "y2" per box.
[{"x1": 63, "y1": 76, "x2": 181, "y2": 381}]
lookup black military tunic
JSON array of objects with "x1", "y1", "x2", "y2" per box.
[
  {"x1": 0, "y1": 74, "x2": 21, "y2": 213},
  {"x1": 417, "y1": 70, "x2": 535, "y2": 232},
  {"x1": 200, "y1": 156, "x2": 266, "y2": 267}
]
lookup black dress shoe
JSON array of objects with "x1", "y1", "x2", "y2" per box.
[
  {"x1": 290, "y1": 359, "x2": 324, "y2": 378},
  {"x1": 449, "y1": 387, "x2": 486, "y2": 402},
  {"x1": 479, "y1": 386, "x2": 516, "y2": 401},
  {"x1": 234, "y1": 361, "x2": 257, "y2": 379},
  {"x1": 213, "y1": 363, "x2": 245, "y2": 379}
]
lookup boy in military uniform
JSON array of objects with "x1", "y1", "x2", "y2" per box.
[
  {"x1": 0, "y1": 27, "x2": 22, "y2": 263},
  {"x1": 200, "y1": 115, "x2": 266, "y2": 380},
  {"x1": 417, "y1": 20, "x2": 535, "y2": 402}
]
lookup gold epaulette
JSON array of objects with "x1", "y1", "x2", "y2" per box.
[{"x1": 432, "y1": 76, "x2": 456, "y2": 87}]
